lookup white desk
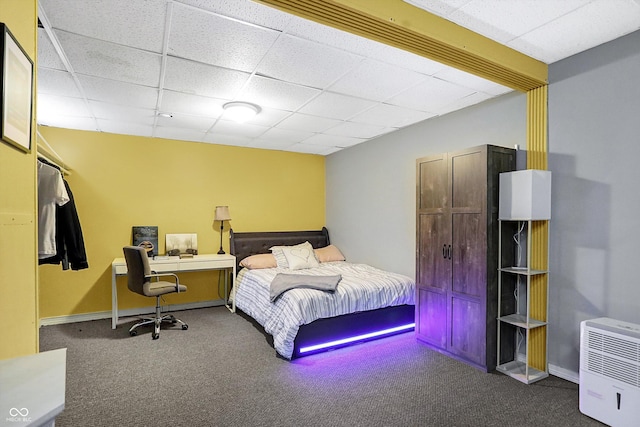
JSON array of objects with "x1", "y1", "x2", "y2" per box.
[
  {"x1": 111, "y1": 254, "x2": 236, "y2": 329},
  {"x1": 0, "y1": 348, "x2": 66, "y2": 426}
]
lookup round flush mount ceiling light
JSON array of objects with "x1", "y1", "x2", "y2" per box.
[{"x1": 222, "y1": 101, "x2": 261, "y2": 123}]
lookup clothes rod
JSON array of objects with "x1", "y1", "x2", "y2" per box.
[{"x1": 36, "y1": 131, "x2": 72, "y2": 176}]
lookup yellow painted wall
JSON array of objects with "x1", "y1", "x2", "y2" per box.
[
  {"x1": 0, "y1": 0, "x2": 38, "y2": 359},
  {"x1": 37, "y1": 127, "x2": 325, "y2": 318}
]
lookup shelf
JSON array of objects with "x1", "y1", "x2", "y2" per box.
[
  {"x1": 498, "y1": 314, "x2": 547, "y2": 329},
  {"x1": 496, "y1": 360, "x2": 549, "y2": 384},
  {"x1": 499, "y1": 267, "x2": 547, "y2": 276}
]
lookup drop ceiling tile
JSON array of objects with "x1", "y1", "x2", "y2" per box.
[
  {"x1": 434, "y1": 92, "x2": 493, "y2": 116},
  {"x1": 446, "y1": 0, "x2": 587, "y2": 45},
  {"x1": 298, "y1": 92, "x2": 376, "y2": 120},
  {"x1": 155, "y1": 113, "x2": 216, "y2": 132},
  {"x1": 433, "y1": 67, "x2": 512, "y2": 96},
  {"x1": 163, "y1": 57, "x2": 250, "y2": 99},
  {"x1": 55, "y1": 31, "x2": 161, "y2": 87},
  {"x1": 247, "y1": 138, "x2": 296, "y2": 151},
  {"x1": 38, "y1": 115, "x2": 99, "y2": 132},
  {"x1": 509, "y1": 0, "x2": 640, "y2": 63},
  {"x1": 154, "y1": 126, "x2": 206, "y2": 143},
  {"x1": 302, "y1": 133, "x2": 364, "y2": 148},
  {"x1": 258, "y1": 127, "x2": 314, "y2": 143},
  {"x1": 276, "y1": 113, "x2": 343, "y2": 133},
  {"x1": 37, "y1": 29, "x2": 65, "y2": 71},
  {"x1": 97, "y1": 120, "x2": 153, "y2": 138},
  {"x1": 388, "y1": 77, "x2": 475, "y2": 112},
  {"x1": 175, "y1": 0, "x2": 293, "y2": 30},
  {"x1": 211, "y1": 120, "x2": 269, "y2": 138},
  {"x1": 287, "y1": 143, "x2": 337, "y2": 155},
  {"x1": 169, "y1": 5, "x2": 279, "y2": 72},
  {"x1": 79, "y1": 75, "x2": 159, "y2": 109},
  {"x1": 88, "y1": 100, "x2": 156, "y2": 123},
  {"x1": 257, "y1": 34, "x2": 363, "y2": 89},
  {"x1": 351, "y1": 104, "x2": 436, "y2": 128},
  {"x1": 329, "y1": 59, "x2": 427, "y2": 102},
  {"x1": 403, "y1": 0, "x2": 474, "y2": 17},
  {"x1": 324, "y1": 121, "x2": 393, "y2": 139},
  {"x1": 248, "y1": 107, "x2": 291, "y2": 127},
  {"x1": 37, "y1": 93, "x2": 92, "y2": 118},
  {"x1": 40, "y1": 0, "x2": 167, "y2": 52},
  {"x1": 160, "y1": 90, "x2": 225, "y2": 118},
  {"x1": 203, "y1": 133, "x2": 253, "y2": 147},
  {"x1": 238, "y1": 75, "x2": 321, "y2": 111},
  {"x1": 38, "y1": 69, "x2": 81, "y2": 97}
]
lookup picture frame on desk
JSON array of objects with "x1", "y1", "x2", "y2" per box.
[
  {"x1": 0, "y1": 23, "x2": 34, "y2": 153},
  {"x1": 166, "y1": 233, "x2": 198, "y2": 256},
  {"x1": 132, "y1": 226, "x2": 159, "y2": 257}
]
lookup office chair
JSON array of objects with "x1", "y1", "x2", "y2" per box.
[{"x1": 122, "y1": 246, "x2": 188, "y2": 339}]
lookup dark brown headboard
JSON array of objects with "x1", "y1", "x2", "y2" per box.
[{"x1": 230, "y1": 227, "x2": 330, "y2": 272}]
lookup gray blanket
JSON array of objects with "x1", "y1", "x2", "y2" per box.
[{"x1": 270, "y1": 273, "x2": 342, "y2": 302}]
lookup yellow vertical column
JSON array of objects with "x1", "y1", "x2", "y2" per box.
[{"x1": 527, "y1": 85, "x2": 549, "y2": 372}]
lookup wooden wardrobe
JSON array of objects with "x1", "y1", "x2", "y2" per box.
[{"x1": 415, "y1": 144, "x2": 515, "y2": 371}]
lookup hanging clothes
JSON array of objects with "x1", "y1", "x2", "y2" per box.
[
  {"x1": 38, "y1": 161, "x2": 69, "y2": 259},
  {"x1": 37, "y1": 159, "x2": 89, "y2": 270}
]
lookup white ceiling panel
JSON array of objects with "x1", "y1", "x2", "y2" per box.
[
  {"x1": 351, "y1": 104, "x2": 437, "y2": 128},
  {"x1": 38, "y1": 68, "x2": 81, "y2": 97},
  {"x1": 329, "y1": 59, "x2": 428, "y2": 102},
  {"x1": 169, "y1": 4, "x2": 280, "y2": 72},
  {"x1": 36, "y1": 0, "x2": 640, "y2": 155},
  {"x1": 238, "y1": 75, "x2": 321, "y2": 111},
  {"x1": 55, "y1": 31, "x2": 162, "y2": 87},
  {"x1": 79, "y1": 75, "x2": 159, "y2": 109},
  {"x1": 39, "y1": 0, "x2": 167, "y2": 52},
  {"x1": 160, "y1": 91, "x2": 225, "y2": 118},
  {"x1": 256, "y1": 34, "x2": 363, "y2": 89},
  {"x1": 163, "y1": 57, "x2": 250, "y2": 99},
  {"x1": 98, "y1": 120, "x2": 154, "y2": 138},
  {"x1": 276, "y1": 113, "x2": 343, "y2": 133},
  {"x1": 298, "y1": 92, "x2": 376, "y2": 120}
]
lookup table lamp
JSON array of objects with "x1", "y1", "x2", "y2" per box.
[{"x1": 214, "y1": 206, "x2": 231, "y2": 254}]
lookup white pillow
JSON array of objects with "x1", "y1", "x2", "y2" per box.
[
  {"x1": 269, "y1": 246, "x2": 289, "y2": 269},
  {"x1": 281, "y1": 241, "x2": 319, "y2": 270}
]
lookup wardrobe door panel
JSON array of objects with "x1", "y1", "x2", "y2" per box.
[
  {"x1": 418, "y1": 155, "x2": 448, "y2": 210},
  {"x1": 452, "y1": 213, "x2": 485, "y2": 298},
  {"x1": 450, "y1": 296, "x2": 484, "y2": 365},
  {"x1": 416, "y1": 287, "x2": 447, "y2": 348},
  {"x1": 417, "y1": 213, "x2": 450, "y2": 291},
  {"x1": 450, "y1": 150, "x2": 483, "y2": 210}
]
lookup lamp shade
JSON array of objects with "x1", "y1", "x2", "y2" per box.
[
  {"x1": 214, "y1": 206, "x2": 231, "y2": 221},
  {"x1": 499, "y1": 170, "x2": 551, "y2": 220}
]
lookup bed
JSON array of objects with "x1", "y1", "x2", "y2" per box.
[{"x1": 229, "y1": 227, "x2": 415, "y2": 359}]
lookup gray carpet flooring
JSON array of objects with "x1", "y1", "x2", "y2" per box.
[{"x1": 39, "y1": 306, "x2": 603, "y2": 427}]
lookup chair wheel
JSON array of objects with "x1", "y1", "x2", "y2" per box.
[
  {"x1": 182, "y1": 324, "x2": 188, "y2": 330},
  {"x1": 129, "y1": 330, "x2": 137, "y2": 336},
  {"x1": 152, "y1": 333, "x2": 159, "y2": 340}
]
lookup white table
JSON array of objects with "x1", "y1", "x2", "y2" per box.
[
  {"x1": 0, "y1": 348, "x2": 67, "y2": 426},
  {"x1": 111, "y1": 254, "x2": 236, "y2": 329}
]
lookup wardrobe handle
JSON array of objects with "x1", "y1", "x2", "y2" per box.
[
  {"x1": 448, "y1": 245, "x2": 452, "y2": 260},
  {"x1": 443, "y1": 244, "x2": 447, "y2": 259}
]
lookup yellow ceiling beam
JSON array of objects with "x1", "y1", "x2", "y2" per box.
[{"x1": 254, "y1": 0, "x2": 548, "y2": 91}]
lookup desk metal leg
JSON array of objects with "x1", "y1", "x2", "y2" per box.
[{"x1": 111, "y1": 268, "x2": 118, "y2": 329}]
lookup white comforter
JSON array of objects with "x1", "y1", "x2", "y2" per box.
[{"x1": 233, "y1": 261, "x2": 415, "y2": 359}]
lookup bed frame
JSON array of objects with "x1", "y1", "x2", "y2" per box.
[{"x1": 229, "y1": 227, "x2": 415, "y2": 358}]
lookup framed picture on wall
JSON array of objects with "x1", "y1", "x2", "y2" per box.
[{"x1": 0, "y1": 23, "x2": 34, "y2": 153}]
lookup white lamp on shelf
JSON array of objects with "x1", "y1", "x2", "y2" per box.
[{"x1": 499, "y1": 169, "x2": 551, "y2": 220}]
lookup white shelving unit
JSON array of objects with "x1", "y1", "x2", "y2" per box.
[
  {"x1": 496, "y1": 219, "x2": 549, "y2": 384},
  {"x1": 496, "y1": 169, "x2": 551, "y2": 384}
]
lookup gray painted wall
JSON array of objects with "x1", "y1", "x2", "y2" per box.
[
  {"x1": 326, "y1": 28, "x2": 640, "y2": 380},
  {"x1": 547, "y1": 30, "x2": 640, "y2": 376},
  {"x1": 326, "y1": 92, "x2": 526, "y2": 275}
]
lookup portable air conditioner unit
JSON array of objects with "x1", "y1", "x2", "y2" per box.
[{"x1": 580, "y1": 318, "x2": 640, "y2": 427}]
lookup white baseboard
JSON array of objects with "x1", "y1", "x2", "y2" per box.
[
  {"x1": 39, "y1": 300, "x2": 225, "y2": 327},
  {"x1": 513, "y1": 353, "x2": 579, "y2": 384}
]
